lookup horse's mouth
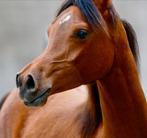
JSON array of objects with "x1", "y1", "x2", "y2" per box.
[{"x1": 23, "y1": 88, "x2": 51, "y2": 106}]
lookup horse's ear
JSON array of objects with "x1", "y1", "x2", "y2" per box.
[{"x1": 93, "y1": 0, "x2": 112, "y2": 13}]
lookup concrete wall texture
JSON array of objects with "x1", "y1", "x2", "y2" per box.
[{"x1": 0, "y1": 0, "x2": 147, "y2": 99}]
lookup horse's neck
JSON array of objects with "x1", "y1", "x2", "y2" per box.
[{"x1": 96, "y1": 44, "x2": 147, "y2": 138}]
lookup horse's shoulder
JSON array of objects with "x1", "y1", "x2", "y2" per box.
[{"x1": 0, "y1": 89, "x2": 29, "y2": 138}]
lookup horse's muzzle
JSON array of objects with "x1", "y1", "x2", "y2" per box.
[
  {"x1": 16, "y1": 73, "x2": 52, "y2": 106},
  {"x1": 22, "y1": 88, "x2": 51, "y2": 106}
]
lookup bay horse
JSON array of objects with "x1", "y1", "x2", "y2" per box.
[{"x1": 0, "y1": 0, "x2": 147, "y2": 138}]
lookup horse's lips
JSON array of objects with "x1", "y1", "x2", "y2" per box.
[{"x1": 23, "y1": 88, "x2": 51, "y2": 106}]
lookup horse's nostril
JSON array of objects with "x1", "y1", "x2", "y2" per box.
[
  {"x1": 16, "y1": 73, "x2": 22, "y2": 88},
  {"x1": 26, "y1": 74, "x2": 36, "y2": 91}
]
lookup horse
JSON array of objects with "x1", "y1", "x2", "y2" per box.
[{"x1": 0, "y1": 0, "x2": 147, "y2": 137}]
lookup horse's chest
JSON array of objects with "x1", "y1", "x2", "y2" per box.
[
  {"x1": 21, "y1": 106, "x2": 85, "y2": 138},
  {"x1": 20, "y1": 93, "x2": 85, "y2": 138},
  {"x1": 21, "y1": 104, "x2": 103, "y2": 138},
  {"x1": 22, "y1": 121, "x2": 80, "y2": 138}
]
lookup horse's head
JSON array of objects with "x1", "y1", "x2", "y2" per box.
[{"x1": 16, "y1": 0, "x2": 116, "y2": 106}]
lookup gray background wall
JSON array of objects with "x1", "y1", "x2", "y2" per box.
[{"x1": 0, "y1": 0, "x2": 146, "y2": 99}]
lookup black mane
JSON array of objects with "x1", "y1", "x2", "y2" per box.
[
  {"x1": 122, "y1": 20, "x2": 140, "y2": 69},
  {"x1": 57, "y1": 0, "x2": 102, "y2": 27}
]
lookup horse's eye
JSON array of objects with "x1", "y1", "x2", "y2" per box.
[{"x1": 75, "y1": 29, "x2": 88, "y2": 40}]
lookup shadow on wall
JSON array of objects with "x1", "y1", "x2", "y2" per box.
[{"x1": 0, "y1": 1, "x2": 147, "y2": 99}]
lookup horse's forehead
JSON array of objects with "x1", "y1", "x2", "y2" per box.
[{"x1": 55, "y1": 6, "x2": 86, "y2": 26}]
